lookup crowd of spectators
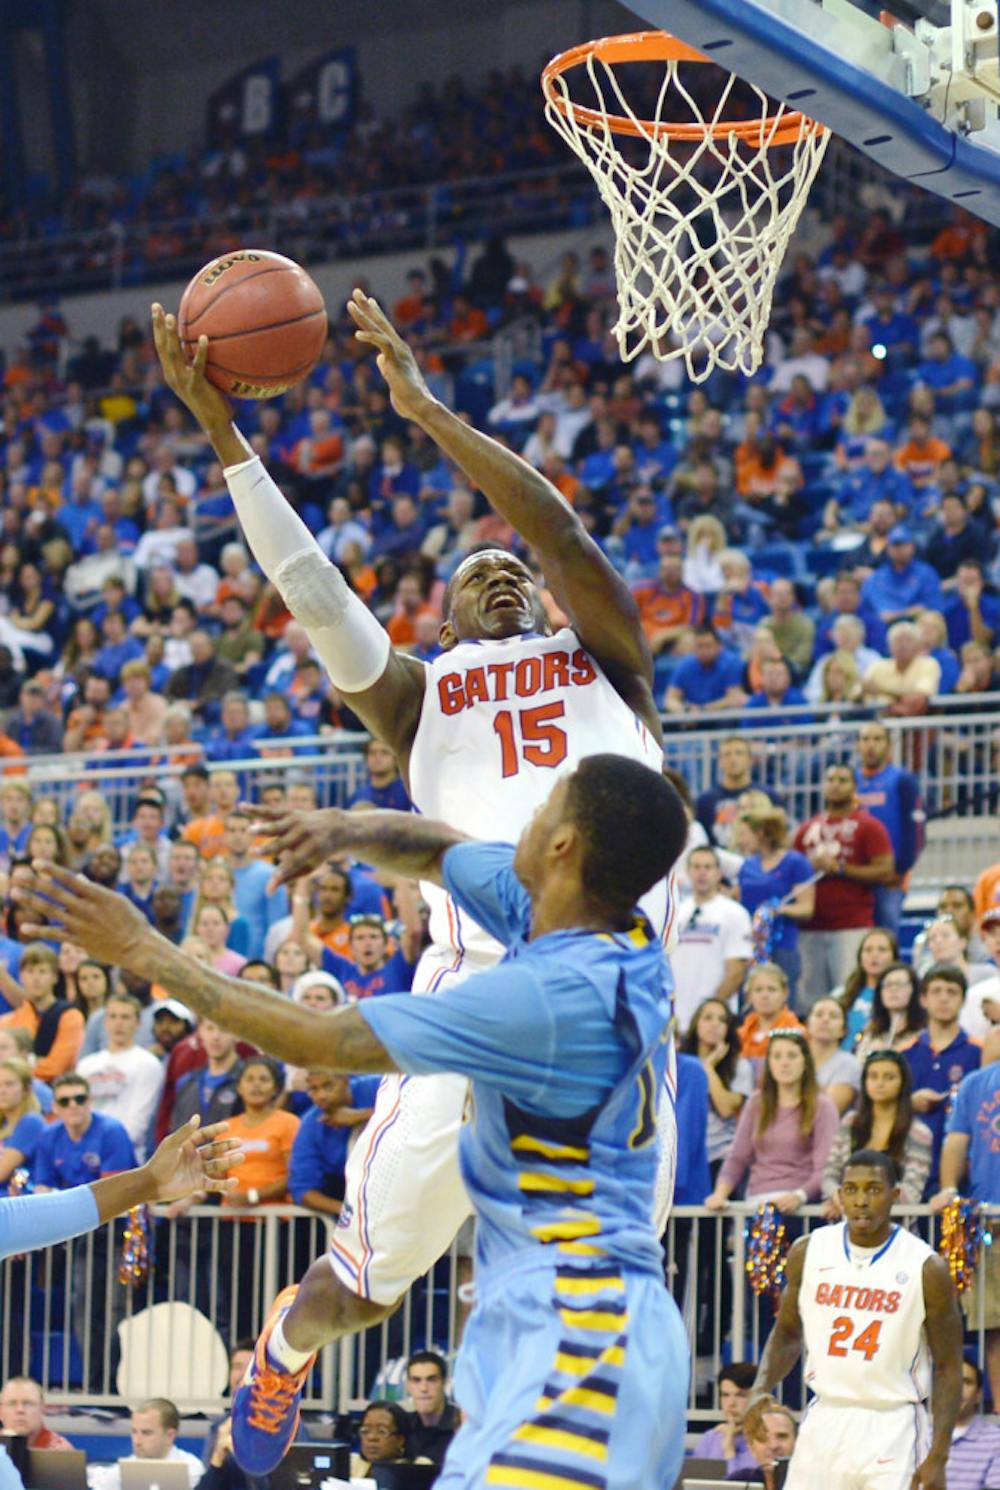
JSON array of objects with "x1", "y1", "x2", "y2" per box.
[{"x1": 0, "y1": 87, "x2": 999, "y2": 1480}]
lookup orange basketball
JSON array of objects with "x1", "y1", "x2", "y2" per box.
[{"x1": 178, "y1": 249, "x2": 328, "y2": 399}]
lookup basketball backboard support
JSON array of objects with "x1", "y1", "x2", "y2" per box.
[{"x1": 621, "y1": 0, "x2": 1000, "y2": 223}]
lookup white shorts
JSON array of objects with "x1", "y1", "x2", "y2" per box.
[
  {"x1": 328, "y1": 942, "x2": 481, "y2": 1304},
  {"x1": 329, "y1": 941, "x2": 678, "y2": 1304},
  {"x1": 785, "y1": 1401, "x2": 930, "y2": 1490}
]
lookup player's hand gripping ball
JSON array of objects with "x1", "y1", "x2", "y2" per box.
[{"x1": 178, "y1": 249, "x2": 327, "y2": 400}]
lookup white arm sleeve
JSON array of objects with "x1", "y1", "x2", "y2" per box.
[{"x1": 224, "y1": 454, "x2": 391, "y2": 693}]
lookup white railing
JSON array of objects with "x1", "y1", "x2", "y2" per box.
[{"x1": 5, "y1": 1203, "x2": 993, "y2": 1420}]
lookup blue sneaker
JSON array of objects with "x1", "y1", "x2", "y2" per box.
[{"x1": 232, "y1": 1285, "x2": 316, "y2": 1475}]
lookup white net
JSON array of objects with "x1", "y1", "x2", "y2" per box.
[{"x1": 543, "y1": 38, "x2": 831, "y2": 383}]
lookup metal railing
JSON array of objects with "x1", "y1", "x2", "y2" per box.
[
  {"x1": 0, "y1": 163, "x2": 598, "y2": 303},
  {"x1": 11, "y1": 702, "x2": 998, "y2": 891},
  {"x1": 3, "y1": 1203, "x2": 992, "y2": 1419}
]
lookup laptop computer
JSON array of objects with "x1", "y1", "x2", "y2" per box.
[
  {"x1": 271, "y1": 1441, "x2": 352, "y2": 1489},
  {"x1": 119, "y1": 1461, "x2": 193, "y2": 1490},
  {"x1": 25, "y1": 1448, "x2": 89, "y2": 1490},
  {"x1": 370, "y1": 1465, "x2": 440, "y2": 1490},
  {"x1": 675, "y1": 1458, "x2": 728, "y2": 1485}
]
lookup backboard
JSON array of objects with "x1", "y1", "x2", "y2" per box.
[{"x1": 621, "y1": 0, "x2": 1000, "y2": 223}]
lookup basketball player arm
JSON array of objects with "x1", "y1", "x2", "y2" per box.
[
  {"x1": 915, "y1": 1255, "x2": 964, "y2": 1489},
  {"x1": 744, "y1": 1237, "x2": 806, "y2": 1428},
  {"x1": 150, "y1": 306, "x2": 426, "y2": 760},
  {"x1": 15, "y1": 868, "x2": 400, "y2": 1077},
  {"x1": 347, "y1": 292, "x2": 662, "y2": 739}
]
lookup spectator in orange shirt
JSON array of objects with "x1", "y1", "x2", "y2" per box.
[
  {"x1": 632, "y1": 531, "x2": 705, "y2": 658},
  {"x1": 291, "y1": 409, "x2": 343, "y2": 479},
  {"x1": 0, "y1": 944, "x2": 85, "y2": 1082},
  {"x1": 894, "y1": 414, "x2": 951, "y2": 487},
  {"x1": 738, "y1": 962, "x2": 806, "y2": 1061},
  {"x1": 221, "y1": 1058, "x2": 299, "y2": 1208},
  {"x1": 386, "y1": 572, "x2": 438, "y2": 649},
  {"x1": 393, "y1": 269, "x2": 429, "y2": 329},
  {"x1": 182, "y1": 768, "x2": 238, "y2": 859},
  {"x1": 292, "y1": 865, "x2": 354, "y2": 962},
  {"x1": 449, "y1": 294, "x2": 489, "y2": 343}
]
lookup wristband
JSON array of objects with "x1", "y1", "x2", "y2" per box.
[{"x1": 247, "y1": 1188, "x2": 260, "y2": 1206}]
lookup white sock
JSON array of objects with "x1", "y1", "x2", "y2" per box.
[{"x1": 265, "y1": 1315, "x2": 313, "y2": 1374}]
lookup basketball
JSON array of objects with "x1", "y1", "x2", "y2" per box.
[{"x1": 178, "y1": 249, "x2": 328, "y2": 399}]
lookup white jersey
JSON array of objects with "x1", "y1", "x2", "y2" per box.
[
  {"x1": 409, "y1": 627, "x2": 667, "y2": 969},
  {"x1": 799, "y1": 1222, "x2": 934, "y2": 1407}
]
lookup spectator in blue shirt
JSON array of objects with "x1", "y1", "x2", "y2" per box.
[
  {"x1": 288, "y1": 1071, "x2": 377, "y2": 1214},
  {"x1": 665, "y1": 625, "x2": 747, "y2": 718},
  {"x1": 672, "y1": 1052, "x2": 711, "y2": 1206},
  {"x1": 855, "y1": 721, "x2": 924, "y2": 934},
  {"x1": 736, "y1": 805, "x2": 816, "y2": 999},
  {"x1": 347, "y1": 739, "x2": 412, "y2": 813},
  {"x1": 90, "y1": 609, "x2": 145, "y2": 687},
  {"x1": 0, "y1": 1057, "x2": 45, "y2": 1195},
  {"x1": 943, "y1": 561, "x2": 1000, "y2": 652},
  {"x1": 932, "y1": 1026, "x2": 1000, "y2": 1407},
  {"x1": 321, "y1": 914, "x2": 420, "y2": 1002},
  {"x1": 253, "y1": 693, "x2": 312, "y2": 754},
  {"x1": 924, "y1": 492, "x2": 991, "y2": 580},
  {"x1": 861, "y1": 525, "x2": 944, "y2": 622},
  {"x1": 835, "y1": 438, "x2": 914, "y2": 523},
  {"x1": 34, "y1": 1073, "x2": 137, "y2": 1188},
  {"x1": 204, "y1": 692, "x2": 257, "y2": 764},
  {"x1": 0, "y1": 780, "x2": 32, "y2": 872},
  {"x1": 915, "y1": 332, "x2": 978, "y2": 413},
  {"x1": 632, "y1": 412, "x2": 677, "y2": 486},
  {"x1": 862, "y1": 287, "x2": 919, "y2": 359},
  {"x1": 905, "y1": 965, "x2": 981, "y2": 1194},
  {"x1": 743, "y1": 657, "x2": 809, "y2": 730},
  {"x1": 613, "y1": 487, "x2": 674, "y2": 579},
  {"x1": 917, "y1": 611, "x2": 960, "y2": 694},
  {"x1": 223, "y1": 812, "x2": 288, "y2": 962},
  {"x1": 815, "y1": 571, "x2": 888, "y2": 657}
]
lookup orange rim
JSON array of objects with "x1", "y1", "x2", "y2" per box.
[{"x1": 541, "y1": 30, "x2": 824, "y2": 147}]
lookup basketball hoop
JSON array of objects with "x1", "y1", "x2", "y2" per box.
[{"x1": 541, "y1": 32, "x2": 830, "y2": 382}]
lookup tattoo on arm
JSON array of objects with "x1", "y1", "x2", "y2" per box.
[
  {"x1": 337, "y1": 810, "x2": 468, "y2": 885},
  {"x1": 142, "y1": 936, "x2": 398, "y2": 1073}
]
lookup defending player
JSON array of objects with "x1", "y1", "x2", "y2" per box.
[
  {"x1": 745, "y1": 1150, "x2": 963, "y2": 1490},
  {"x1": 150, "y1": 293, "x2": 675, "y2": 1336},
  {"x1": 19, "y1": 757, "x2": 691, "y2": 1487}
]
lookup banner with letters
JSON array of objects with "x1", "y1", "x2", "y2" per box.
[
  {"x1": 207, "y1": 57, "x2": 281, "y2": 145},
  {"x1": 285, "y1": 48, "x2": 358, "y2": 138}
]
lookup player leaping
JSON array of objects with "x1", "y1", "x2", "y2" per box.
[
  {"x1": 19, "y1": 758, "x2": 691, "y2": 1488},
  {"x1": 150, "y1": 293, "x2": 677, "y2": 1340}
]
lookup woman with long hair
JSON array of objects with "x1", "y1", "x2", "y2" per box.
[
  {"x1": 0, "y1": 1057, "x2": 44, "y2": 1195},
  {"x1": 855, "y1": 962, "x2": 926, "y2": 1062},
  {"x1": 681, "y1": 998, "x2": 755, "y2": 1181},
  {"x1": 74, "y1": 789, "x2": 114, "y2": 846},
  {"x1": 806, "y1": 997, "x2": 861, "y2": 1116},
  {"x1": 58, "y1": 617, "x2": 102, "y2": 682},
  {"x1": 836, "y1": 927, "x2": 899, "y2": 1050},
  {"x1": 706, "y1": 1030, "x2": 839, "y2": 1215},
  {"x1": 913, "y1": 914, "x2": 993, "y2": 986},
  {"x1": 222, "y1": 1058, "x2": 299, "y2": 1210},
  {"x1": 683, "y1": 514, "x2": 727, "y2": 595},
  {"x1": 274, "y1": 938, "x2": 311, "y2": 996},
  {"x1": 187, "y1": 860, "x2": 250, "y2": 957},
  {"x1": 25, "y1": 822, "x2": 67, "y2": 867},
  {"x1": 736, "y1": 807, "x2": 815, "y2": 1001},
  {"x1": 194, "y1": 904, "x2": 247, "y2": 977},
  {"x1": 77, "y1": 961, "x2": 120, "y2": 1058},
  {"x1": 821, "y1": 1050, "x2": 933, "y2": 1215},
  {"x1": 816, "y1": 650, "x2": 862, "y2": 707}
]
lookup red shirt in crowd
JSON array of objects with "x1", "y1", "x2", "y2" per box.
[{"x1": 793, "y1": 809, "x2": 894, "y2": 931}]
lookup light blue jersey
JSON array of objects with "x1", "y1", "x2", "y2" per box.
[{"x1": 361, "y1": 842, "x2": 688, "y2": 1490}]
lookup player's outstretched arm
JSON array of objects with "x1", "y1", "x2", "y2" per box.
[
  {"x1": 743, "y1": 1237, "x2": 807, "y2": 1439},
  {"x1": 911, "y1": 1255, "x2": 964, "y2": 1490},
  {"x1": 348, "y1": 291, "x2": 660, "y2": 738},
  {"x1": 91, "y1": 1117, "x2": 243, "y2": 1222},
  {"x1": 15, "y1": 867, "x2": 397, "y2": 1076},
  {"x1": 150, "y1": 304, "x2": 426, "y2": 758},
  {"x1": 248, "y1": 802, "x2": 467, "y2": 891}
]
